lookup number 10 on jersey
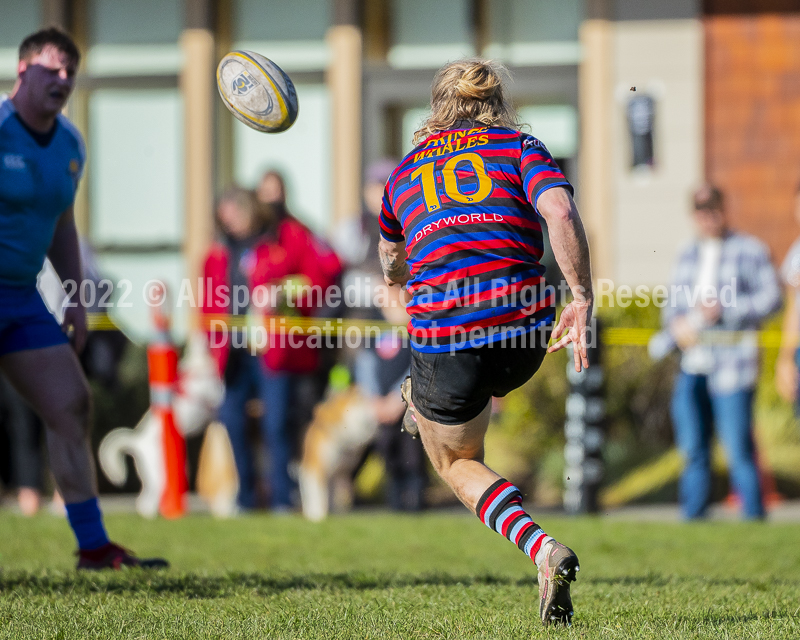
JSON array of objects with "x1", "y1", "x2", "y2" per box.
[{"x1": 410, "y1": 152, "x2": 494, "y2": 213}]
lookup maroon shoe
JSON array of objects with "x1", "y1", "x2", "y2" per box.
[
  {"x1": 77, "y1": 542, "x2": 169, "y2": 571},
  {"x1": 538, "y1": 541, "x2": 579, "y2": 626}
]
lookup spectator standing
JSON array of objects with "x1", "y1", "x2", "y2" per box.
[
  {"x1": 332, "y1": 159, "x2": 398, "y2": 279},
  {"x1": 0, "y1": 375, "x2": 44, "y2": 515},
  {"x1": 775, "y1": 184, "x2": 800, "y2": 409},
  {"x1": 354, "y1": 284, "x2": 426, "y2": 511},
  {"x1": 334, "y1": 160, "x2": 428, "y2": 509},
  {"x1": 253, "y1": 171, "x2": 341, "y2": 508},
  {"x1": 204, "y1": 187, "x2": 286, "y2": 510},
  {"x1": 662, "y1": 185, "x2": 781, "y2": 520}
]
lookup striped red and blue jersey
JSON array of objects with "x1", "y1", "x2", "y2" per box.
[{"x1": 379, "y1": 123, "x2": 572, "y2": 353}]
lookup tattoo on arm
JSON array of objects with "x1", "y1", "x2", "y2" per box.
[
  {"x1": 379, "y1": 251, "x2": 409, "y2": 281},
  {"x1": 378, "y1": 239, "x2": 411, "y2": 286}
]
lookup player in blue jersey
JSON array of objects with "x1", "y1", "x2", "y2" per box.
[
  {"x1": 379, "y1": 59, "x2": 592, "y2": 625},
  {"x1": 0, "y1": 28, "x2": 167, "y2": 570}
]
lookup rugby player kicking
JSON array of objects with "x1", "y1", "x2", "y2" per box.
[
  {"x1": 379, "y1": 59, "x2": 592, "y2": 625},
  {"x1": 1, "y1": 28, "x2": 167, "y2": 569}
]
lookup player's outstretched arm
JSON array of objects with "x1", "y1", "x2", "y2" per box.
[
  {"x1": 378, "y1": 238, "x2": 411, "y2": 288},
  {"x1": 47, "y1": 206, "x2": 87, "y2": 353},
  {"x1": 538, "y1": 187, "x2": 593, "y2": 371}
]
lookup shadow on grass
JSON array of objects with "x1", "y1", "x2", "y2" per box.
[
  {"x1": 2, "y1": 571, "x2": 793, "y2": 600},
  {"x1": 2, "y1": 572, "x2": 519, "y2": 599}
]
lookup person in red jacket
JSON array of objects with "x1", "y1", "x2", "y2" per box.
[
  {"x1": 255, "y1": 170, "x2": 343, "y2": 469},
  {"x1": 204, "y1": 183, "x2": 340, "y2": 510},
  {"x1": 203, "y1": 187, "x2": 273, "y2": 509}
]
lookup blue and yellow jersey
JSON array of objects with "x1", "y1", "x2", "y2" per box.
[{"x1": 0, "y1": 95, "x2": 85, "y2": 287}]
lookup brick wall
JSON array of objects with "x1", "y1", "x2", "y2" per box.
[{"x1": 705, "y1": 13, "x2": 800, "y2": 262}]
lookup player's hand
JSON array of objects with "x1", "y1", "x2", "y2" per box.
[
  {"x1": 548, "y1": 299, "x2": 593, "y2": 372},
  {"x1": 62, "y1": 304, "x2": 88, "y2": 354},
  {"x1": 670, "y1": 316, "x2": 699, "y2": 351},
  {"x1": 701, "y1": 300, "x2": 722, "y2": 325}
]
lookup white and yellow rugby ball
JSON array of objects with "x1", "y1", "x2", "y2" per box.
[{"x1": 216, "y1": 50, "x2": 298, "y2": 133}]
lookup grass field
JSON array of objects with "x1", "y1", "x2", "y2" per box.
[{"x1": 1, "y1": 510, "x2": 799, "y2": 639}]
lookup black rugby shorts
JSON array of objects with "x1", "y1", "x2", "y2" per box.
[{"x1": 410, "y1": 325, "x2": 551, "y2": 425}]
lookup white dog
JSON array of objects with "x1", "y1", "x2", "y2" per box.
[{"x1": 98, "y1": 332, "x2": 225, "y2": 518}]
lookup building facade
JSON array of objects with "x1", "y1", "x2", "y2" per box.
[{"x1": 1, "y1": 0, "x2": 797, "y2": 336}]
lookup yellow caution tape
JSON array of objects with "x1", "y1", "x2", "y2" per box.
[
  {"x1": 603, "y1": 327, "x2": 783, "y2": 348},
  {"x1": 84, "y1": 312, "x2": 787, "y2": 348},
  {"x1": 603, "y1": 327, "x2": 657, "y2": 346},
  {"x1": 86, "y1": 313, "x2": 120, "y2": 331}
]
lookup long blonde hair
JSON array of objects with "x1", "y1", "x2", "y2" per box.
[{"x1": 413, "y1": 58, "x2": 520, "y2": 146}]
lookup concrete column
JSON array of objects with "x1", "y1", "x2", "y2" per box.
[
  {"x1": 69, "y1": 90, "x2": 90, "y2": 237},
  {"x1": 611, "y1": 20, "x2": 703, "y2": 286},
  {"x1": 579, "y1": 0, "x2": 703, "y2": 287},
  {"x1": 326, "y1": 23, "x2": 363, "y2": 224},
  {"x1": 180, "y1": 19, "x2": 215, "y2": 315},
  {"x1": 578, "y1": 19, "x2": 615, "y2": 283},
  {"x1": 42, "y1": 0, "x2": 69, "y2": 28},
  {"x1": 363, "y1": 0, "x2": 390, "y2": 63},
  {"x1": 65, "y1": 0, "x2": 90, "y2": 236},
  {"x1": 214, "y1": 0, "x2": 234, "y2": 194}
]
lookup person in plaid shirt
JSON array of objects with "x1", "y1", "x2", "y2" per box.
[
  {"x1": 775, "y1": 184, "x2": 800, "y2": 409},
  {"x1": 661, "y1": 185, "x2": 781, "y2": 519}
]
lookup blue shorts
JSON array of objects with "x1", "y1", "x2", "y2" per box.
[{"x1": 0, "y1": 284, "x2": 69, "y2": 357}]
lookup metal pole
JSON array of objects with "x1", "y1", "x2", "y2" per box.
[{"x1": 563, "y1": 317, "x2": 605, "y2": 514}]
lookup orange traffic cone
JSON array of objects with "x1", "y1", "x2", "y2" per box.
[{"x1": 147, "y1": 283, "x2": 188, "y2": 519}]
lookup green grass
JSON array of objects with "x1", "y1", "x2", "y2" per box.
[{"x1": 1, "y1": 511, "x2": 799, "y2": 638}]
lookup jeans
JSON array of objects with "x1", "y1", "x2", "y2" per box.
[
  {"x1": 374, "y1": 418, "x2": 427, "y2": 511},
  {"x1": 670, "y1": 373, "x2": 764, "y2": 520},
  {"x1": 218, "y1": 351, "x2": 295, "y2": 509}
]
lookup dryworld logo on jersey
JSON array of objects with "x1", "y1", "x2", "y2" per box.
[
  {"x1": 413, "y1": 212, "x2": 505, "y2": 242},
  {"x1": 231, "y1": 70, "x2": 258, "y2": 96}
]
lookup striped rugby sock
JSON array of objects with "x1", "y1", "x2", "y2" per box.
[{"x1": 476, "y1": 479, "x2": 552, "y2": 565}]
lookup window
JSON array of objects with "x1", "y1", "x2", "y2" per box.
[
  {"x1": 518, "y1": 105, "x2": 578, "y2": 158},
  {"x1": 0, "y1": 2, "x2": 40, "y2": 81},
  {"x1": 389, "y1": 0, "x2": 474, "y2": 68},
  {"x1": 234, "y1": 0, "x2": 332, "y2": 71},
  {"x1": 401, "y1": 106, "x2": 430, "y2": 155},
  {"x1": 485, "y1": 0, "x2": 583, "y2": 66},
  {"x1": 89, "y1": 89, "x2": 184, "y2": 245},
  {"x1": 86, "y1": 0, "x2": 183, "y2": 75},
  {"x1": 81, "y1": 1, "x2": 185, "y2": 339},
  {"x1": 233, "y1": 84, "x2": 332, "y2": 233}
]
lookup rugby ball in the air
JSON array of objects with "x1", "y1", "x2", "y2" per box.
[{"x1": 216, "y1": 50, "x2": 298, "y2": 133}]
